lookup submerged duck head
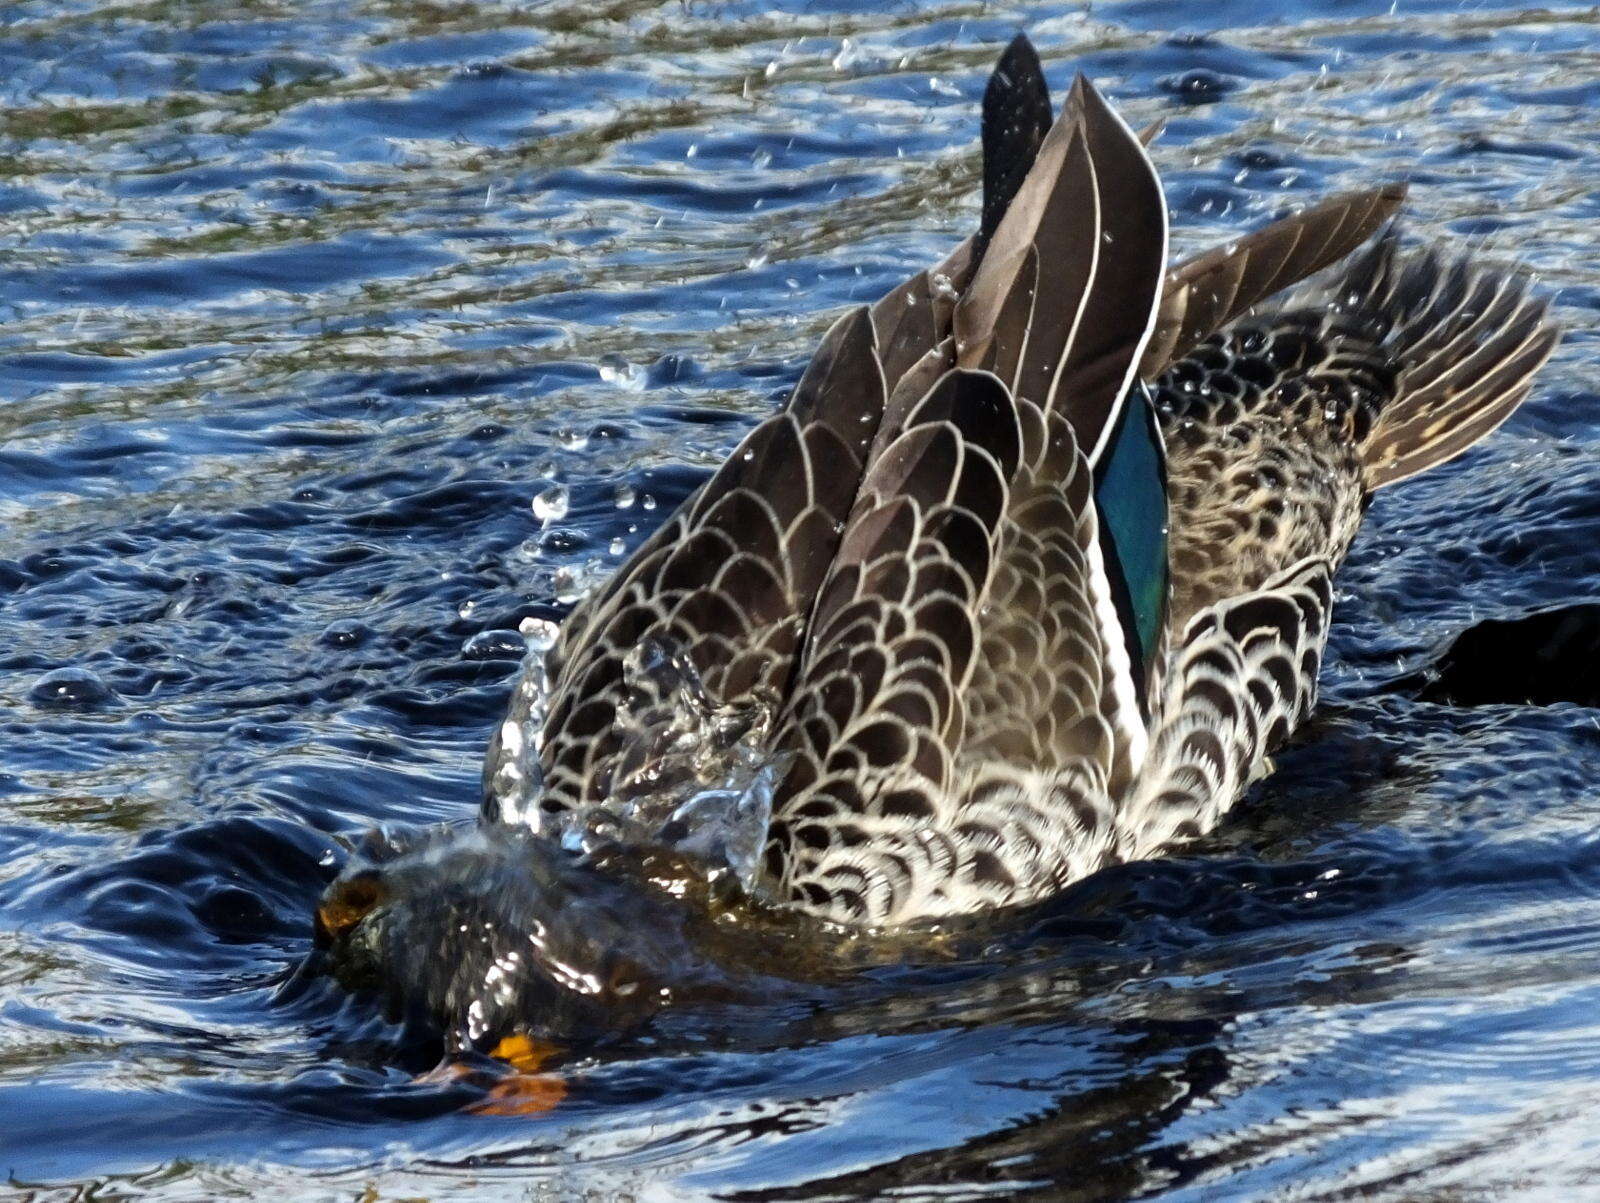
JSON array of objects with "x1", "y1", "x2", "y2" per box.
[
  {"x1": 314, "y1": 632, "x2": 794, "y2": 1047},
  {"x1": 315, "y1": 823, "x2": 734, "y2": 1047}
]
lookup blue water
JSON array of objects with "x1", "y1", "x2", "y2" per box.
[{"x1": 1, "y1": 0, "x2": 1597, "y2": 1196}]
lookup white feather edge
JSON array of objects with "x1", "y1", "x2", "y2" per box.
[
  {"x1": 1072, "y1": 77, "x2": 1170, "y2": 766},
  {"x1": 1078, "y1": 76, "x2": 1170, "y2": 468},
  {"x1": 1082, "y1": 506, "x2": 1148, "y2": 769}
]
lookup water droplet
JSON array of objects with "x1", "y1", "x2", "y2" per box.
[
  {"x1": 1162, "y1": 69, "x2": 1235, "y2": 103},
  {"x1": 746, "y1": 252, "x2": 770, "y2": 270},
  {"x1": 557, "y1": 426, "x2": 589, "y2": 451},
  {"x1": 930, "y1": 272, "x2": 958, "y2": 302},
  {"x1": 553, "y1": 566, "x2": 585, "y2": 605},
  {"x1": 518, "y1": 616, "x2": 560, "y2": 653},
  {"x1": 598, "y1": 353, "x2": 647, "y2": 392},
  {"x1": 751, "y1": 148, "x2": 772, "y2": 169},
  {"x1": 457, "y1": 599, "x2": 477, "y2": 619},
  {"x1": 319, "y1": 619, "x2": 370, "y2": 649},
  {"x1": 533, "y1": 483, "x2": 570, "y2": 524},
  {"x1": 29, "y1": 666, "x2": 115, "y2": 711},
  {"x1": 609, "y1": 536, "x2": 626, "y2": 556},
  {"x1": 614, "y1": 483, "x2": 637, "y2": 509},
  {"x1": 641, "y1": 494, "x2": 658, "y2": 511},
  {"x1": 532, "y1": 635, "x2": 784, "y2": 890},
  {"x1": 539, "y1": 527, "x2": 583, "y2": 553},
  {"x1": 463, "y1": 629, "x2": 527, "y2": 661},
  {"x1": 649, "y1": 353, "x2": 698, "y2": 386}
]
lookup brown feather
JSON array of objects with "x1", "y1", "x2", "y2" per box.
[
  {"x1": 1140, "y1": 183, "x2": 1408, "y2": 379},
  {"x1": 525, "y1": 307, "x2": 888, "y2": 812},
  {"x1": 1328, "y1": 238, "x2": 1564, "y2": 489},
  {"x1": 1041, "y1": 76, "x2": 1167, "y2": 453},
  {"x1": 955, "y1": 74, "x2": 1165, "y2": 463}
]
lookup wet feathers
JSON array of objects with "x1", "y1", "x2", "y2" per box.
[{"x1": 486, "y1": 34, "x2": 1560, "y2": 926}]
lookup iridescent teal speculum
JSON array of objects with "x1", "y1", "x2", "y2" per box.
[{"x1": 1093, "y1": 381, "x2": 1170, "y2": 709}]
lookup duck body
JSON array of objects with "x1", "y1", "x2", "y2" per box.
[{"x1": 317, "y1": 36, "x2": 1558, "y2": 1046}]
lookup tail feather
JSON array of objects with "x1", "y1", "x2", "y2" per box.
[
  {"x1": 1139, "y1": 183, "x2": 1409, "y2": 378},
  {"x1": 977, "y1": 34, "x2": 1053, "y2": 263},
  {"x1": 1330, "y1": 237, "x2": 1560, "y2": 489}
]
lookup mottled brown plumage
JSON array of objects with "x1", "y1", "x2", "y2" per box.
[{"x1": 481, "y1": 37, "x2": 1558, "y2": 927}]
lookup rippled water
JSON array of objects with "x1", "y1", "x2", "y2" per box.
[{"x1": 1, "y1": 0, "x2": 1597, "y2": 1197}]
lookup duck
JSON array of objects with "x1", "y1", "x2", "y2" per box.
[{"x1": 314, "y1": 35, "x2": 1559, "y2": 1047}]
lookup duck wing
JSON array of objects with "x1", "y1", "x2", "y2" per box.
[
  {"x1": 1140, "y1": 183, "x2": 1408, "y2": 378},
  {"x1": 494, "y1": 36, "x2": 1065, "y2": 823},
  {"x1": 954, "y1": 75, "x2": 1167, "y2": 460},
  {"x1": 493, "y1": 307, "x2": 888, "y2": 819},
  {"x1": 1146, "y1": 233, "x2": 1556, "y2": 852},
  {"x1": 1117, "y1": 557, "x2": 1334, "y2": 861},
  {"x1": 766, "y1": 74, "x2": 1170, "y2": 923}
]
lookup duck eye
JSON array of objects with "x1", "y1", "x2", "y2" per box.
[
  {"x1": 315, "y1": 872, "x2": 388, "y2": 943},
  {"x1": 603, "y1": 953, "x2": 645, "y2": 998}
]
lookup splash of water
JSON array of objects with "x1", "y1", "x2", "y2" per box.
[
  {"x1": 486, "y1": 631, "x2": 781, "y2": 894},
  {"x1": 483, "y1": 617, "x2": 560, "y2": 829}
]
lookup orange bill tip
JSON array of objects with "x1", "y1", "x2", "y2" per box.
[{"x1": 488, "y1": 1032, "x2": 562, "y2": 1073}]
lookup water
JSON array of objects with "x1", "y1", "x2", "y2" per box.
[{"x1": 0, "y1": 0, "x2": 1596, "y2": 1196}]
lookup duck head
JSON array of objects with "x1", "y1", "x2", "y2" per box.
[
  {"x1": 313, "y1": 627, "x2": 796, "y2": 1048},
  {"x1": 314, "y1": 823, "x2": 743, "y2": 1049}
]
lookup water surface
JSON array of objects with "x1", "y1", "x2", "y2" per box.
[{"x1": 1, "y1": 0, "x2": 1598, "y2": 1197}]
